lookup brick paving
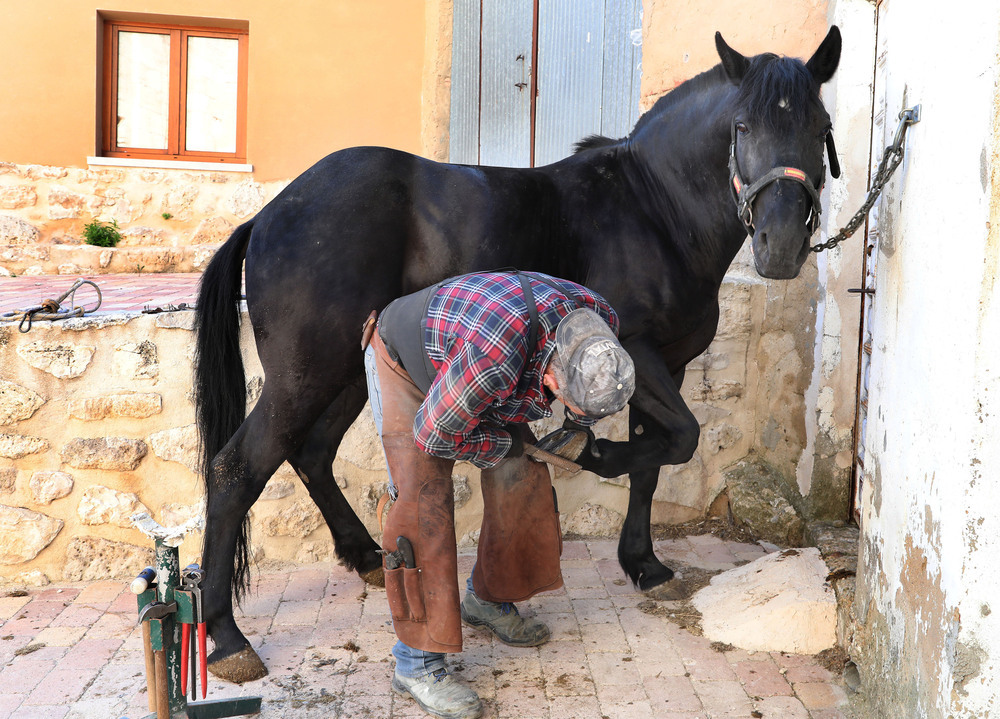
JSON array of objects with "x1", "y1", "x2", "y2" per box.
[{"x1": 0, "y1": 538, "x2": 854, "y2": 719}]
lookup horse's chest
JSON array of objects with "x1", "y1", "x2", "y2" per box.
[{"x1": 642, "y1": 297, "x2": 721, "y2": 369}]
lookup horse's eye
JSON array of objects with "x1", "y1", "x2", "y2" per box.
[{"x1": 735, "y1": 122, "x2": 749, "y2": 135}]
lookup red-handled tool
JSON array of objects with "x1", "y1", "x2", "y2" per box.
[
  {"x1": 181, "y1": 564, "x2": 207, "y2": 699},
  {"x1": 198, "y1": 615, "x2": 207, "y2": 698},
  {"x1": 180, "y1": 621, "x2": 191, "y2": 696}
]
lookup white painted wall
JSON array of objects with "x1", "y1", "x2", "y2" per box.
[
  {"x1": 851, "y1": 0, "x2": 1000, "y2": 715},
  {"x1": 797, "y1": 0, "x2": 874, "y2": 503}
]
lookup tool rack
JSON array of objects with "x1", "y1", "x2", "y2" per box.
[{"x1": 129, "y1": 512, "x2": 261, "y2": 719}]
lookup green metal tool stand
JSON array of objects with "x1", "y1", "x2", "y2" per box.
[{"x1": 130, "y1": 512, "x2": 262, "y2": 719}]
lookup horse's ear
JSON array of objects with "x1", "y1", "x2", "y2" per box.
[
  {"x1": 806, "y1": 26, "x2": 842, "y2": 84},
  {"x1": 715, "y1": 32, "x2": 748, "y2": 83}
]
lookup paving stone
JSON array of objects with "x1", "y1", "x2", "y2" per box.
[
  {"x1": 23, "y1": 667, "x2": 95, "y2": 705},
  {"x1": 643, "y1": 674, "x2": 703, "y2": 713},
  {"x1": 783, "y1": 661, "x2": 836, "y2": 684},
  {"x1": 282, "y1": 569, "x2": 330, "y2": 601},
  {"x1": 580, "y1": 620, "x2": 630, "y2": 652},
  {"x1": 549, "y1": 694, "x2": 602, "y2": 718},
  {"x1": 0, "y1": 659, "x2": 56, "y2": 696},
  {"x1": 32, "y1": 625, "x2": 87, "y2": 647},
  {"x1": 9, "y1": 705, "x2": 69, "y2": 719},
  {"x1": 561, "y1": 540, "x2": 590, "y2": 560},
  {"x1": 793, "y1": 680, "x2": 849, "y2": 710},
  {"x1": 690, "y1": 678, "x2": 754, "y2": 715},
  {"x1": 587, "y1": 651, "x2": 642, "y2": 685},
  {"x1": 0, "y1": 534, "x2": 854, "y2": 718},
  {"x1": 732, "y1": 658, "x2": 794, "y2": 697},
  {"x1": 754, "y1": 694, "x2": 811, "y2": 718},
  {"x1": 0, "y1": 595, "x2": 31, "y2": 620},
  {"x1": 568, "y1": 584, "x2": 611, "y2": 600},
  {"x1": 341, "y1": 658, "x2": 393, "y2": 695},
  {"x1": 491, "y1": 682, "x2": 545, "y2": 718},
  {"x1": 571, "y1": 596, "x2": 616, "y2": 624},
  {"x1": 683, "y1": 652, "x2": 738, "y2": 681},
  {"x1": 809, "y1": 708, "x2": 851, "y2": 719},
  {"x1": 0, "y1": 694, "x2": 27, "y2": 718},
  {"x1": 595, "y1": 680, "x2": 647, "y2": 705},
  {"x1": 272, "y1": 599, "x2": 319, "y2": 625},
  {"x1": 58, "y1": 637, "x2": 122, "y2": 670}
]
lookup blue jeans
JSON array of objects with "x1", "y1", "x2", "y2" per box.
[
  {"x1": 393, "y1": 576, "x2": 478, "y2": 677},
  {"x1": 366, "y1": 344, "x2": 475, "y2": 676},
  {"x1": 364, "y1": 344, "x2": 395, "y2": 494}
]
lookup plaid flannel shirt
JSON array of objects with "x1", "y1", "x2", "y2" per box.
[{"x1": 413, "y1": 271, "x2": 619, "y2": 468}]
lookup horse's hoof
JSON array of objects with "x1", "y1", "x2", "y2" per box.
[
  {"x1": 642, "y1": 576, "x2": 690, "y2": 601},
  {"x1": 207, "y1": 645, "x2": 268, "y2": 684},
  {"x1": 359, "y1": 566, "x2": 385, "y2": 588}
]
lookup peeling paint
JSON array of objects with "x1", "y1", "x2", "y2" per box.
[{"x1": 851, "y1": 1, "x2": 1000, "y2": 715}]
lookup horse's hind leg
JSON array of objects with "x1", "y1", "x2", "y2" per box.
[
  {"x1": 286, "y1": 376, "x2": 384, "y2": 584},
  {"x1": 202, "y1": 386, "x2": 334, "y2": 683}
]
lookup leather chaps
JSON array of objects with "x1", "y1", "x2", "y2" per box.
[{"x1": 371, "y1": 333, "x2": 563, "y2": 654}]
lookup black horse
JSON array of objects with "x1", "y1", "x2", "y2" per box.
[{"x1": 195, "y1": 29, "x2": 842, "y2": 682}]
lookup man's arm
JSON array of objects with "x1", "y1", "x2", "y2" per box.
[{"x1": 413, "y1": 338, "x2": 521, "y2": 468}]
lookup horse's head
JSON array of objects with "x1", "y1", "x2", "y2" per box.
[{"x1": 717, "y1": 27, "x2": 842, "y2": 279}]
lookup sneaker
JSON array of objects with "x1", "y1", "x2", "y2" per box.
[
  {"x1": 460, "y1": 592, "x2": 551, "y2": 647},
  {"x1": 391, "y1": 668, "x2": 483, "y2": 719}
]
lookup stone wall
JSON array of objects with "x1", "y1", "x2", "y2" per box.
[
  {"x1": 0, "y1": 162, "x2": 289, "y2": 277},
  {"x1": 0, "y1": 268, "x2": 795, "y2": 583}
]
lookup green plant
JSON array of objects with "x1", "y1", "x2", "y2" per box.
[
  {"x1": 83, "y1": 219, "x2": 122, "y2": 248},
  {"x1": 161, "y1": 212, "x2": 173, "y2": 220}
]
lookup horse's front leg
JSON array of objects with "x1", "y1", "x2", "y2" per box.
[
  {"x1": 577, "y1": 338, "x2": 699, "y2": 478},
  {"x1": 577, "y1": 339, "x2": 701, "y2": 593},
  {"x1": 617, "y1": 408, "x2": 679, "y2": 591}
]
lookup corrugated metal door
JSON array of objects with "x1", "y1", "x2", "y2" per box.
[
  {"x1": 450, "y1": 0, "x2": 642, "y2": 168},
  {"x1": 535, "y1": 0, "x2": 641, "y2": 165},
  {"x1": 480, "y1": 0, "x2": 535, "y2": 166}
]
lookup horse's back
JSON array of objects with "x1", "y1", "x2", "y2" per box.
[{"x1": 247, "y1": 146, "x2": 561, "y2": 300}]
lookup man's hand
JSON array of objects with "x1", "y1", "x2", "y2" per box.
[{"x1": 505, "y1": 431, "x2": 524, "y2": 459}]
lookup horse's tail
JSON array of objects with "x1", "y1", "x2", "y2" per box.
[{"x1": 194, "y1": 219, "x2": 254, "y2": 602}]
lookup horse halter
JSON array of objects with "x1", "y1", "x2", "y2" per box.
[{"x1": 728, "y1": 118, "x2": 840, "y2": 237}]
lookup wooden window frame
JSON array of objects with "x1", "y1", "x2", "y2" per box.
[{"x1": 102, "y1": 20, "x2": 248, "y2": 163}]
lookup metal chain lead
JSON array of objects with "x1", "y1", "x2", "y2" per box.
[{"x1": 811, "y1": 106, "x2": 921, "y2": 253}]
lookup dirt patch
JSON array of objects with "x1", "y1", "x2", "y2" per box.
[
  {"x1": 651, "y1": 516, "x2": 762, "y2": 545},
  {"x1": 271, "y1": 672, "x2": 349, "y2": 710},
  {"x1": 815, "y1": 645, "x2": 850, "y2": 674},
  {"x1": 14, "y1": 642, "x2": 44, "y2": 656},
  {"x1": 637, "y1": 562, "x2": 726, "y2": 636},
  {"x1": 639, "y1": 598, "x2": 704, "y2": 635}
]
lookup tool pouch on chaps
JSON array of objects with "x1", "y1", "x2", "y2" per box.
[
  {"x1": 380, "y1": 432, "x2": 463, "y2": 654},
  {"x1": 473, "y1": 431, "x2": 564, "y2": 603}
]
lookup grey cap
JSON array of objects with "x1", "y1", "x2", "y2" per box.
[{"x1": 554, "y1": 308, "x2": 635, "y2": 418}]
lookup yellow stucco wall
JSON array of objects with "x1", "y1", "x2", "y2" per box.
[
  {"x1": 641, "y1": 0, "x2": 830, "y2": 104},
  {"x1": 0, "y1": 1, "x2": 427, "y2": 181}
]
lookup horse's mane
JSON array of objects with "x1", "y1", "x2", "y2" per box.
[
  {"x1": 573, "y1": 134, "x2": 620, "y2": 154},
  {"x1": 572, "y1": 52, "x2": 820, "y2": 154},
  {"x1": 571, "y1": 68, "x2": 727, "y2": 154},
  {"x1": 736, "y1": 53, "x2": 820, "y2": 127}
]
